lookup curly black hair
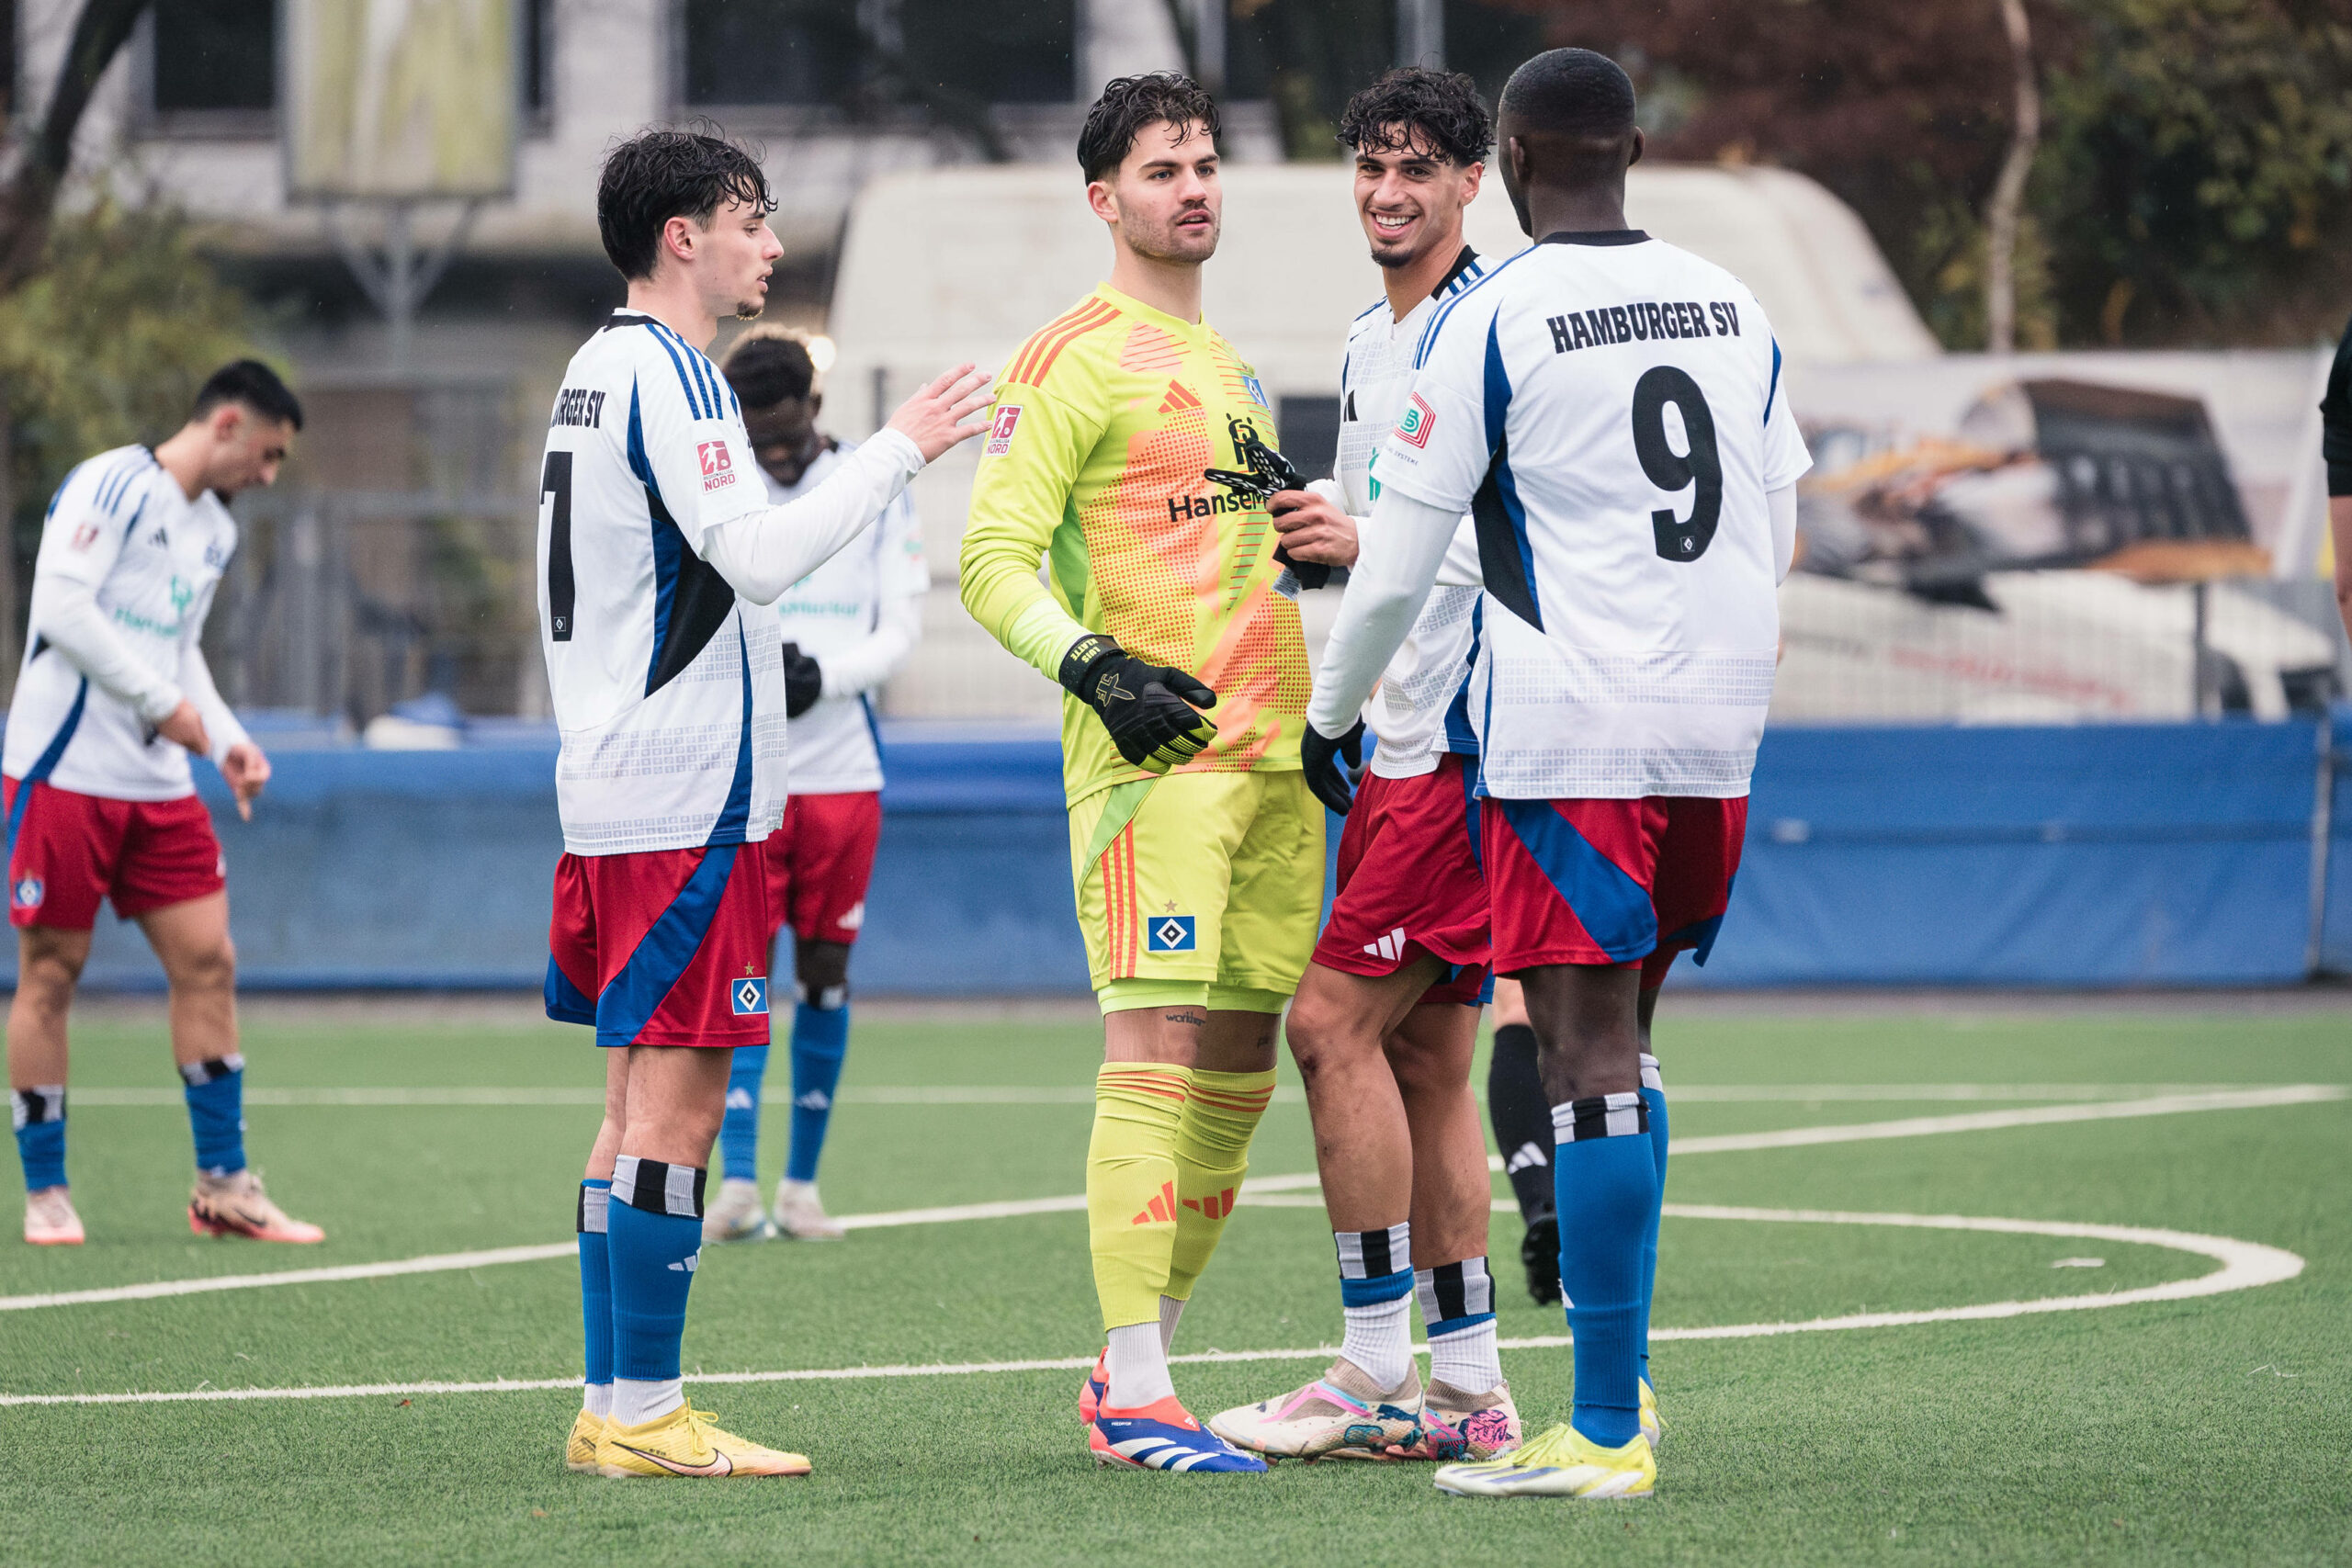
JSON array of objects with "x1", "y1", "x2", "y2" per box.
[
  {"x1": 1339, "y1": 67, "x2": 1494, "y2": 166},
  {"x1": 596, "y1": 126, "x2": 775, "y2": 282},
  {"x1": 1077, "y1": 73, "x2": 1221, "y2": 184},
  {"x1": 719, "y1": 329, "x2": 817, "y2": 409}
]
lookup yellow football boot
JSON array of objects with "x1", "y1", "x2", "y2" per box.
[
  {"x1": 1641, "y1": 1378, "x2": 1666, "y2": 1450},
  {"x1": 566, "y1": 1409, "x2": 606, "y2": 1472},
  {"x1": 1432, "y1": 1421, "x2": 1655, "y2": 1499},
  {"x1": 596, "y1": 1405, "x2": 811, "y2": 1479}
]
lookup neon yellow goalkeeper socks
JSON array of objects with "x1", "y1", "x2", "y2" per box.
[
  {"x1": 1088, "y1": 1065, "x2": 1191, "y2": 1332},
  {"x1": 1164, "y1": 1066, "x2": 1276, "y2": 1304}
]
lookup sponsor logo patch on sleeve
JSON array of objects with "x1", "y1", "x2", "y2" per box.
[
  {"x1": 69, "y1": 523, "x2": 99, "y2": 551},
  {"x1": 697, "y1": 441, "x2": 737, "y2": 491},
  {"x1": 984, "y1": 404, "x2": 1023, "y2": 457},
  {"x1": 1396, "y1": 393, "x2": 1436, "y2": 449}
]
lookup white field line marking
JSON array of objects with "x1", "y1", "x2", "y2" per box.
[
  {"x1": 0, "y1": 1206, "x2": 2301, "y2": 1409},
  {"x1": 60, "y1": 1082, "x2": 2314, "y2": 1109},
  {"x1": 7, "y1": 1088, "x2": 2335, "y2": 1315}
]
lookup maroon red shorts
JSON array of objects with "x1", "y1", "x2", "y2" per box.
[
  {"x1": 1483, "y1": 795, "x2": 1748, "y2": 989},
  {"x1": 544, "y1": 841, "x2": 774, "y2": 1049},
  {"x1": 759, "y1": 790, "x2": 882, "y2": 946},
  {"x1": 1312, "y1": 754, "x2": 1490, "y2": 1007},
  {"x1": 4, "y1": 777, "x2": 224, "y2": 930}
]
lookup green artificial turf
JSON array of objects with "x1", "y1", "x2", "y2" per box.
[{"x1": 0, "y1": 1002, "x2": 2346, "y2": 1566}]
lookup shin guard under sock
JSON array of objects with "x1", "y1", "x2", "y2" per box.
[
  {"x1": 1487, "y1": 1025, "x2": 1554, "y2": 1224},
  {"x1": 1164, "y1": 1066, "x2": 1273, "y2": 1304},
  {"x1": 606, "y1": 1156, "x2": 706, "y2": 1425},
  {"x1": 12, "y1": 1088, "x2": 65, "y2": 1190},
  {"x1": 180, "y1": 1055, "x2": 247, "y2": 1177},
  {"x1": 718, "y1": 1044, "x2": 767, "y2": 1183},
  {"x1": 577, "y1": 1179, "x2": 614, "y2": 1416},
  {"x1": 1087, "y1": 1065, "x2": 1188, "y2": 1334},
  {"x1": 1552, "y1": 1092, "x2": 1658, "y2": 1449},
  {"x1": 1638, "y1": 1051, "x2": 1668, "y2": 1384},
  {"x1": 786, "y1": 998, "x2": 850, "y2": 1183}
]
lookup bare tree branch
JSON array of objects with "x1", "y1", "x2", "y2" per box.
[
  {"x1": 0, "y1": 0, "x2": 153, "y2": 295},
  {"x1": 1984, "y1": 0, "x2": 2040, "y2": 354}
]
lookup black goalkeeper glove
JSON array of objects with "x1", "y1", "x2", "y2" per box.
[
  {"x1": 1057, "y1": 633, "x2": 1218, "y2": 773},
  {"x1": 1299, "y1": 717, "x2": 1365, "y2": 816},
  {"x1": 781, "y1": 642, "x2": 824, "y2": 718}
]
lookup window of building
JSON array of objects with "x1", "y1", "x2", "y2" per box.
[
  {"x1": 151, "y1": 0, "x2": 277, "y2": 118},
  {"x1": 681, "y1": 0, "x2": 1072, "y2": 110}
]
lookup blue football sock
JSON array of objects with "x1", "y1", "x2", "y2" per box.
[
  {"x1": 1639, "y1": 1051, "x2": 1669, "y2": 1384},
  {"x1": 12, "y1": 1087, "x2": 66, "y2": 1190},
  {"x1": 785, "y1": 998, "x2": 851, "y2": 1184},
  {"x1": 719, "y1": 1044, "x2": 767, "y2": 1183},
  {"x1": 577, "y1": 1179, "x2": 614, "y2": 1401},
  {"x1": 606, "y1": 1156, "x2": 706, "y2": 1384},
  {"x1": 1552, "y1": 1091, "x2": 1658, "y2": 1450},
  {"x1": 180, "y1": 1055, "x2": 248, "y2": 1177}
]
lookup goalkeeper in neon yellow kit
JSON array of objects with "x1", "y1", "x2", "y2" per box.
[{"x1": 959, "y1": 73, "x2": 1320, "y2": 1473}]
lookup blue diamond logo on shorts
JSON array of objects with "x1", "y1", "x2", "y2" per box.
[
  {"x1": 11, "y1": 876, "x2": 41, "y2": 910},
  {"x1": 731, "y1": 976, "x2": 770, "y2": 1016},
  {"x1": 1147, "y1": 916, "x2": 1196, "y2": 953}
]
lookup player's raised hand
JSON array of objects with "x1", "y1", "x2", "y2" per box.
[
  {"x1": 886, "y1": 365, "x2": 994, "y2": 461},
  {"x1": 1270, "y1": 489, "x2": 1360, "y2": 568},
  {"x1": 221, "y1": 740, "x2": 271, "y2": 822},
  {"x1": 1057, "y1": 633, "x2": 1218, "y2": 774}
]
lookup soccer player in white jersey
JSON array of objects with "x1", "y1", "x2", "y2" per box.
[
  {"x1": 703, "y1": 328, "x2": 927, "y2": 1244},
  {"x1": 6, "y1": 361, "x2": 322, "y2": 1249},
  {"x1": 1207, "y1": 68, "x2": 1520, "y2": 1465},
  {"x1": 540, "y1": 129, "x2": 987, "y2": 1480},
  {"x1": 1302, "y1": 50, "x2": 1808, "y2": 1499}
]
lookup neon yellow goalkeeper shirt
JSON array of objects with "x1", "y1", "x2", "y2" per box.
[{"x1": 960, "y1": 283, "x2": 1311, "y2": 807}]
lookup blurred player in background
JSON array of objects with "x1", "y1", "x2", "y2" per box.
[
  {"x1": 959, "y1": 73, "x2": 1317, "y2": 1474},
  {"x1": 6, "y1": 361, "x2": 318, "y2": 1249},
  {"x1": 1204, "y1": 68, "x2": 1520, "y2": 1465},
  {"x1": 2321, "y1": 309, "x2": 2352, "y2": 639},
  {"x1": 704, "y1": 328, "x2": 927, "y2": 1244},
  {"x1": 1302, "y1": 50, "x2": 1808, "y2": 1499},
  {"x1": 540, "y1": 127, "x2": 987, "y2": 1480}
]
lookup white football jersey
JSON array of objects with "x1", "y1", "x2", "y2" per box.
[
  {"x1": 5, "y1": 446, "x2": 238, "y2": 801},
  {"x1": 1379, "y1": 231, "x2": 1812, "y2": 800},
  {"x1": 1336, "y1": 247, "x2": 1487, "y2": 779},
  {"x1": 537, "y1": 310, "x2": 786, "y2": 855},
  {"x1": 765, "y1": 440, "x2": 927, "y2": 795}
]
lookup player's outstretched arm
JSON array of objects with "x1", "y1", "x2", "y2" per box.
[{"x1": 702, "y1": 366, "x2": 989, "y2": 605}]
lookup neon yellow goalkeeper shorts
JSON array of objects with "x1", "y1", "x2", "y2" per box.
[{"x1": 1068, "y1": 770, "x2": 1324, "y2": 1012}]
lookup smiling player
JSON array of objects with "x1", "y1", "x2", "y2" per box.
[
  {"x1": 1207, "y1": 67, "x2": 1518, "y2": 1466},
  {"x1": 959, "y1": 73, "x2": 1317, "y2": 1474}
]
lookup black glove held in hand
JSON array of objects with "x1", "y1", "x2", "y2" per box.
[
  {"x1": 781, "y1": 642, "x2": 824, "y2": 719},
  {"x1": 1299, "y1": 717, "x2": 1365, "y2": 816},
  {"x1": 1057, "y1": 633, "x2": 1218, "y2": 773}
]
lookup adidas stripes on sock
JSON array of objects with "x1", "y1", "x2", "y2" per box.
[
  {"x1": 12, "y1": 1087, "x2": 65, "y2": 1191},
  {"x1": 180, "y1": 1055, "x2": 247, "y2": 1178},
  {"x1": 718, "y1": 1044, "x2": 767, "y2": 1183},
  {"x1": 1552, "y1": 1092, "x2": 1658, "y2": 1450},
  {"x1": 1165, "y1": 1066, "x2": 1274, "y2": 1303},
  {"x1": 1487, "y1": 1024, "x2": 1555, "y2": 1224},
  {"x1": 786, "y1": 993, "x2": 851, "y2": 1184},
  {"x1": 1417, "y1": 1256, "x2": 1502, "y2": 1393},
  {"x1": 1639, "y1": 1051, "x2": 1668, "y2": 1385},
  {"x1": 1338, "y1": 1221, "x2": 1415, "y2": 1390},
  {"x1": 578, "y1": 1179, "x2": 614, "y2": 1418},
  {"x1": 606, "y1": 1155, "x2": 705, "y2": 1428}
]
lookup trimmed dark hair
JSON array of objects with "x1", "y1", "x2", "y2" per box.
[
  {"x1": 1339, "y1": 67, "x2": 1493, "y2": 166},
  {"x1": 719, "y1": 329, "x2": 817, "y2": 409},
  {"x1": 596, "y1": 126, "x2": 775, "y2": 282},
  {"x1": 1078, "y1": 73, "x2": 1220, "y2": 184},
  {"x1": 192, "y1": 359, "x2": 302, "y2": 432},
  {"x1": 1498, "y1": 48, "x2": 1637, "y2": 141}
]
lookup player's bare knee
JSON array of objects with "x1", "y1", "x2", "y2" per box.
[
  {"x1": 169, "y1": 935, "x2": 237, "y2": 997},
  {"x1": 17, "y1": 933, "x2": 87, "y2": 1005}
]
